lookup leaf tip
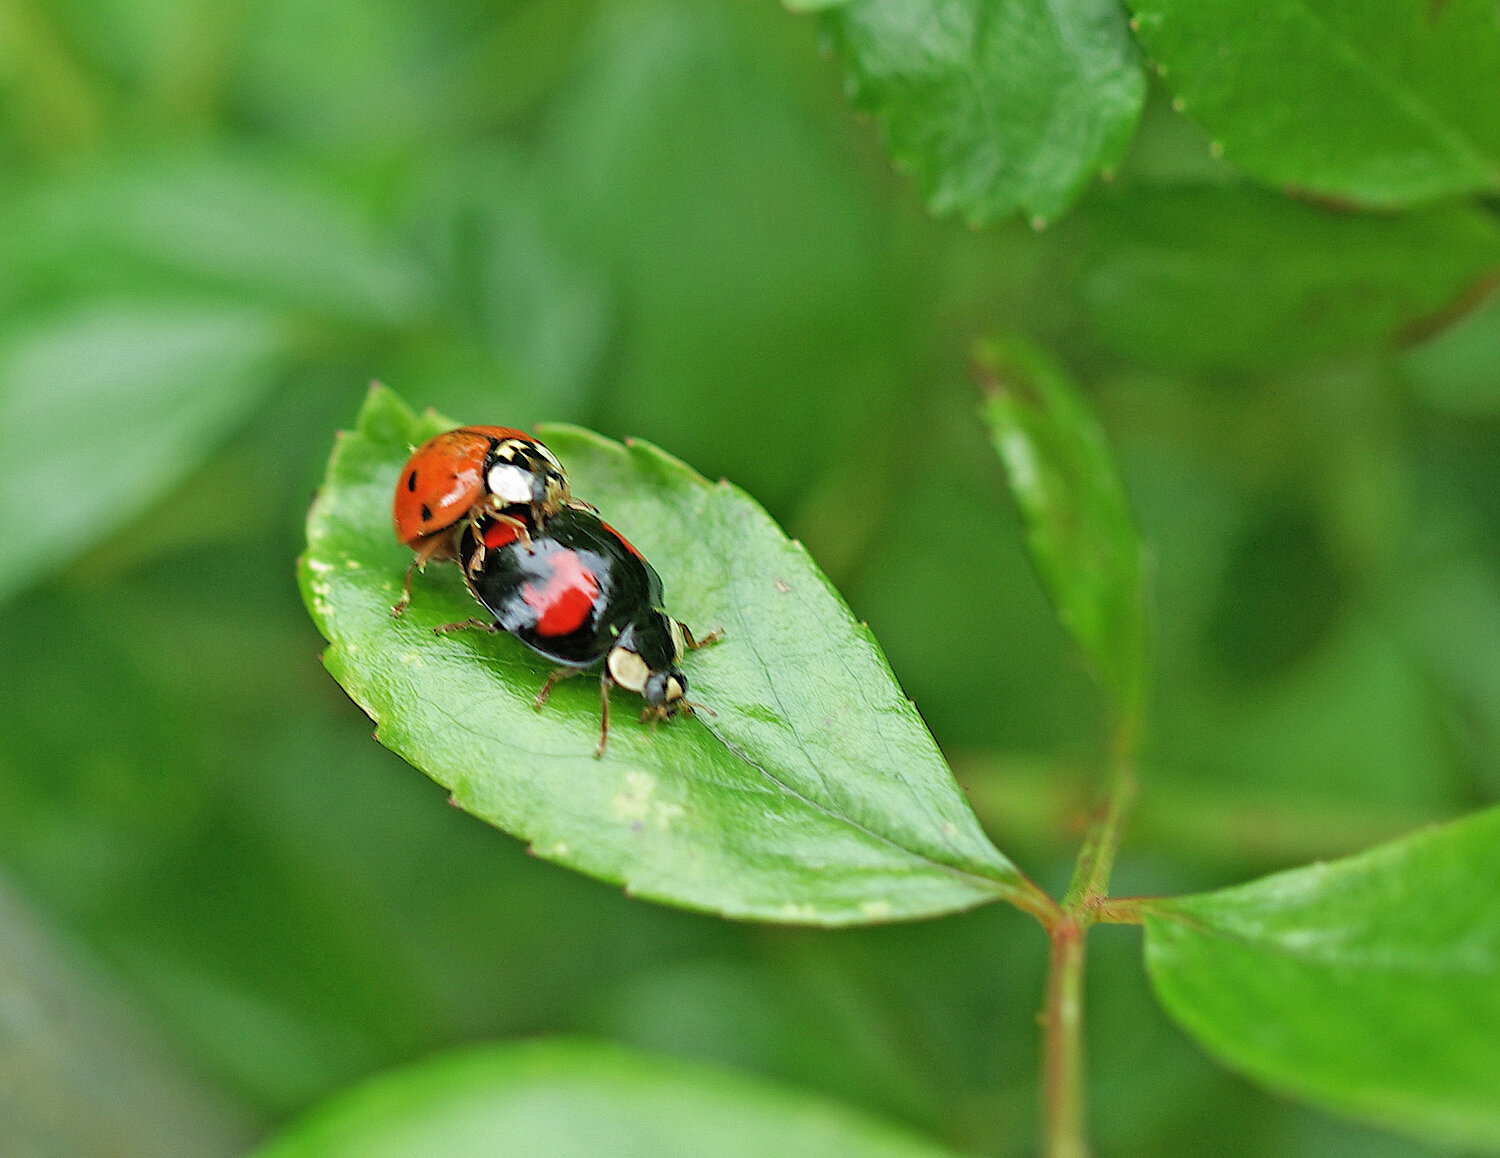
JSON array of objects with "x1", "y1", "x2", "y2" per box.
[
  {"x1": 971, "y1": 336, "x2": 1048, "y2": 411},
  {"x1": 354, "y1": 380, "x2": 421, "y2": 446}
]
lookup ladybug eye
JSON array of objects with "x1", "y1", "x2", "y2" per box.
[{"x1": 406, "y1": 470, "x2": 418, "y2": 492}]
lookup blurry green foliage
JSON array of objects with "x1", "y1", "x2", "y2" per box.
[
  {"x1": 0, "y1": 0, "x2": 1497, "y2": 1155},
  {"x1": 1079, "y1": 186, "x2": 1500, "y2": 371},
  {"x1": 251, "y1": 1039, "x2": 969, "y2": 1158}
]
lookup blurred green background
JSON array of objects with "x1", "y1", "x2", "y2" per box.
[{"x1": 2, "y1": 1, "x2": 1497, "y2": 1155}]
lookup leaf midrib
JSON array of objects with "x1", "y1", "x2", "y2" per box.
[
  {"x1": 701, "y1": 492, "x2": 1016, "y2": 889},
  {"x1": 340, "y1": 629, "x2": 1014, "y2": 902}
]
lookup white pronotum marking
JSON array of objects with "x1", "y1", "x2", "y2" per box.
[
  {"x1": 486, "y1": 462, "x2": 533, "y2": 505},
  {"x1": 607, "y1": 647, "x2": 650, "y2": 694}
]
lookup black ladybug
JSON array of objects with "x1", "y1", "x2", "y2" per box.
[{"x1": 436, "y1": 506, "x2": 718, "y2": 756}]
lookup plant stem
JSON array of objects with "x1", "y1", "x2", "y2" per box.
[
  {"x1": 1039, "y1": 733, "x2": 1139, "y2": 1158},
  {"x1": 1063, "y1": 741, "x2": 1138, "y2": 912},
  {"x1": 1041, "y1": 916, "x2": 1088, "y2": 1158}
]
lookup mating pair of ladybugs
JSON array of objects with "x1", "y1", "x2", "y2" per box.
[{"x1": 391, "y1": 425, "x2": 717, "y2": 756}]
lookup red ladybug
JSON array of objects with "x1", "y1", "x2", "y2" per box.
[
  {"x1": 392, "y1": 426, "x2": 572, "y2": 615},
  {"x1": 437, "y1": 506, "x2": 719, "y2": 757}
]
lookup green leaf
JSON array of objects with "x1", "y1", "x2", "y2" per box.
[
  {"x1": 250, "y1": 1038, "x2": 967, "y2": 1158},
  {"x1": 976, "y1": 337, "x2": 1147, "y2": 729},
  {"x1": 1143, "y1": 807, "x2": 1500, "y2": 1151},
  {"x1": 1080, "y1": 185, "x2": 1500, "y2": 370},
  {"x1": 0, "y1": 301, "x2": 294, "y2": 604},
  {"x1": 1125, "y1": 0, "x2": 1500, "y2": 206},
  {"x1": 817, "y1": 0, "x2": 1146, "y2": 226},
  {"x1": 300, "y1": 386, "x2": 1031, "y2": 925}
]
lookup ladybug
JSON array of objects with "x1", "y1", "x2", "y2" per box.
[
  {"x1": 392, "y1": 426, "x2": 573, "y2": 615},
  {"x1": 436, "y1": 506, "x2": 719, "y2": 757}
]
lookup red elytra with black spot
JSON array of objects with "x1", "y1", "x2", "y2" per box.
[{"x1": 392, "y1": 425, "x2": 531, "y2": 548}]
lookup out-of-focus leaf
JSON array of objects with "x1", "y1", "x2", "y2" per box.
[
  {"x1": 540, "y1": 0, "x2": 901, "y2": 511},
  {"x1": 1080, "y1": 186, "x2": 1500, "y2": 370},
  {"x1": 0, "y1": 301, "x2": 293, "y2": 603},
  {"x1": 300, "y1": 386, "x2": 1032, "y2": 925},
  {"x1": 1125, "y1": 0, "x2": 1500, "y2": 206},
  {"x1": 400, "y1": 147, "x2": 610, "y2": 416},
  {"x1": 977, "y1": 337, "x2": 1147, "y2": 727},
  {"x1": 817, "y1": 0, "x2": 1146, "y2": 225},
  {"x1": 846, "y1": 478, "x2": 1098, "y2": 752},
  {"x1": 1143, "y1": 807, "x2": 1500, "y2": 1151},
  {"x1": 1392, "y1": 547, "x2": 1500, "y2": 799},
  {"x1": 9, "y1": 151, "x2": 434, "y2": 328},
  {"x1": 1400, "y1": 292, "x2": 1500, "y2": 413},
  {"x1": 234, "y1": 0, "x2": 456, "y2": 148},
  {"x1": 250, "y1": 1039, "x2": 967, "y2": 1158},
  {"x1": 0, "y1": 870, "x2": 256, "y2": 1158}
]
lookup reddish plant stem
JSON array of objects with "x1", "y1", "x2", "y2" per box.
[
  {"x1": 1038, "y1": 740, "x2": 1139, "y2": 1158},
  {"x1": 1041, "y1": 916, "x2": 1088, "y2": 1158}
]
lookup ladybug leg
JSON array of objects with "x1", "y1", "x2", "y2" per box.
[
  {"x1": 682, "y1": 625, "x2": 724, "y2": 650},
  {"x1": 594, "y1": 675, "x2": 613, "y2": 759},
  {"x1": 502, "y1": 511, "x2": 533, "y2": 546},
  {"x1": 464, "y1": 511, "x2": 532, "y2": 579},
  {"x1": 433, "y1": 618, "x2": 499, "y2": 635},
  {"x1": 393, "y1": 535, "x2": 453, "y2": 616},
  {"x1": 392, "y1": 558, "x2": 420, "y2": 617},
  {"x1": 464, "y1": 513, "x2": 487, "y2": 577},
  {"x1": 533, "y1": 666, "x2": 582, "y2": 710}
]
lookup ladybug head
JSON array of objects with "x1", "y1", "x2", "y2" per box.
[
  {"x1": 606, "y1": 612, "x2": 688, "y2": 709},
  {"x1": 488, "y1": 438, "x2": 569, "y2": 516}
]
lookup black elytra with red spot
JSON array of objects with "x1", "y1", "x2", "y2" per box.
[{"x1": 458, "y1": 506, "x2": 683, "y2": 678}]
